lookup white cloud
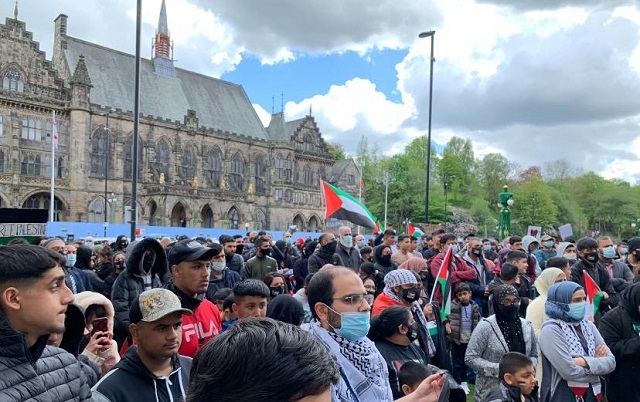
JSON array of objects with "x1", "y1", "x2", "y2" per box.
[{"x1": 253, "y1": 103, "x2": 271, "y2": 127}]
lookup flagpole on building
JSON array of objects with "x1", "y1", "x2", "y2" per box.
[{"x1": 49, "y1": 110, "x2": 57, "y2": 222}]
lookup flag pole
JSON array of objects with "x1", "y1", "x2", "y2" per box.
[
  {"x1": 357, "y1": 167, "x2": 362, "y2": 235},
  {"x1": 430, "y1": 247, "x2": 451, "y2": 301},
  {"x1": 49, "y1": 110, "x2": 57, "y2": 222}
]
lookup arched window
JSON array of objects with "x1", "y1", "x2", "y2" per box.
[
  {"x1": 255, "y1": 209, "x2": 266, "y2": 230},
  {"x1": 124, "y1": 136, "x2": 144, "y2": 180},
  {"x1": 181, "y1": 146, "x2": 196, "y2": 182},
  {"x1": 303, "y1": 165, "x2": 313, "y2": 186},
  {"x1": 90, "y1": 129, "x2": 108, "y2": 176},
  {"x1": 87, "y1": 198, "x2": 105, "y2": 223},
  {"x1": 230, "y1": 152, "x2": 244, "y2": 191},
  {"x1": 201, "y1": 205, "x2": 214, "y2": 228},
  {"x1": 148, "y1": 201, "x2": 158, "y2": 226},
  {"x1": 57, "y1": 157, "x2": 64, "y2": 178},
  {"x1": 303, "y1": 134, "x2": 314, "y2": 152},
  {"x1": 228, "y1": 208, "x2": 240, "y2": 230},
  {"x1": 154, "y1": 139, "x2": 171, "y2": 182},
  {"x1": 3, "y1": 67, "x2": 24, "y2": 92},
  {"x1": 204, "y1": 147, "x2": 223, "y2": 188},
  {"x1": 254, "y1": 154, "x2": 267, "y2": 194}
]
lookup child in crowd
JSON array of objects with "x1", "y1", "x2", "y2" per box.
[
  {"x1": 445, "y1": 282, "x2": 480, "y2": 394},
  {"x1": 486, "y1": 352, "x2": 538, "y2": 402},
  {"x1": 221, "y1": 294, "x2": 237, "y2": 331},
  {"x1": 398, "y1": 361, "x2": 431, "y2": 396}
]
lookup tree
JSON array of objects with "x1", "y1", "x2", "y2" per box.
[
  {"x1": 478, "y1": 153, "x2": 512, "y2": 205},
  {"x1": 519, "y1": 166, "x2": 542, "y2": 182},
  {"x1": 513, "y1": 177, "x2": 558, "y2": 228},
  {"x1": 326, "y1": 142, "x2": 346, "y2": 160}
]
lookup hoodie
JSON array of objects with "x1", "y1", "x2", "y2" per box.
[
  {"x1": 92, "y1": 347, "x2": 192, "y2": 402},
  {"x1": 111, "y1": 238, "x2": 169, "y2": 342}
]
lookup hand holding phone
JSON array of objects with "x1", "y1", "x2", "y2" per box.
[{"x1": 90, "y1": 317, "x2": 109, "y2": 337}]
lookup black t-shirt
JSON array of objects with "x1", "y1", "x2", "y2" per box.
[{"x1": 374, "y1": 339, "x2": 428, "y2": 399}]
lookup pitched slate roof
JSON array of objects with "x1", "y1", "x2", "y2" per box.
[
  {"x1": 63, "y1": 36, "x2": 269, "y2": 140},
  {"x1": 266, "y1": 112, "x2": 288, "y2": 142},
  {"x1": 330, "y1": 159, "x2": 355, "y2": 183}
]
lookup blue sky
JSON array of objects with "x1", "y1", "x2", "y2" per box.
[{"x1": 7, "y1": 0, "x2": 640, "y2": 184}]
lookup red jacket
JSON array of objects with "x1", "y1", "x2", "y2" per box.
[
  {"x1": 371, "y1": 292, "x2": 406, "y2": 317},
  {"x1": 430, "y1": 252, "x2": 478, "y2": 304},
  {"x1": 179, "y1": 299, "x2": 221, "y2": 358}
]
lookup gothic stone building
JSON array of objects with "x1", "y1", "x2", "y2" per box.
[{"x1": 0, "y1": 5, "x2": 355, "y2": 232}]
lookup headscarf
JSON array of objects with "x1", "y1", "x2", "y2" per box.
[
  {"x1": 533, "y1": 267, "x2": 563, "y2": 297},
  {"x1": 619, "y1": 282, "x2": 640, "y2": 322},
  {"x1": 266, "y1": 294, "x2": 305, "y2": 326},
  {"x1": 398, "y1": 257, "x2": 427, "y2": 274},
  {"x1": 374, "y1": 245, "x2": 393, "y2": 268},
  {"x1": 303, "y1": 240, "x2": 318, "y2": 258},
  {"x1": 359, "y1": 262, "x2": 377, "y2": 277},
  {"x1": 492, "y1": 285, "x2": 525, "y2": 354},
  {"x1": 545, "y1": 281, "x2": 583, "y2": 323}
]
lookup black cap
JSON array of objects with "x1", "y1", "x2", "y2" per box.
[
  {"x1": 168, "y1": 239, "x2": 220, "y2": 267},
  {"x1": 628, "y1": 237, "x2": 640, "y2": 254}
]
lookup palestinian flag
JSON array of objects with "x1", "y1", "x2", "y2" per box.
[
  {"x1": 583, "y1": 271, "x2": 604, "y2": 321},
  {"x1": 568, "y1": 380, "x2": 601, "y2": 402},
  {"x1": 407, "y1": 223, "x2": 425, "y2": 237},
  {"x1": 430, "y1": 246, "x2": 453, "y2": 320},
  {"x1": 374, "y1": 220, "x2": 385, "y2": 234},
  {"x1": 321, "y1": 180, "x2": 377, "y2": 229}
]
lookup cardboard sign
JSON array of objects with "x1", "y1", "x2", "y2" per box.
[
  {"x1": 0, "y1": 223, "x2": 47, "y2": 237},
  {"x1": 527, "y1": 226, "x2": 542, "y2": 241},
  {"x1": 558, "y1": 224, "x2": 573, "y2": 240}
]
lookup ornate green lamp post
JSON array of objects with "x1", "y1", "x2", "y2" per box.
[{"x1": 498, "y1": 185, "x2": 514, "y2": 241}]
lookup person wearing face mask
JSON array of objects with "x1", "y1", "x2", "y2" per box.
[
  {"x1": 430, "y1": 234, "x2": 478, "y2": 306},
  {"x1": 595, "y1": 236, "x2": 633, "y2": 293},
  {"x1": 372, "y1": 270, "x2": 438, "y2": 366},
  {"x1": 556, "y1": 241, "x2": 577, "y2": 265},
  {"x1": 482, "y1": 238, "x2": 499, "y2": 262},
  {"x1": 370, "y1": 306, "x2": 461, "y2": 401},
  {"x1": 243, "y1": 237, "x2": 279, "y2": 280},
  {"x1": 307, "y1": 232, "x2": 344, "y2": 275},
  {"x1": 533, "y1": 235, "x2": 557, "y2": 271},
  {"x1": 65, "y1": 244, "x2": 93, "y2": 294},
  {"x1": 263, "y1": 272, "x2": 289, "y2": 299},
  {"x1": 462, "y1": 237, "x2": 495, "y2": 317},
  {"x1": 355, "y1": 234, "x2": 366, "y2": 250},
  {"x1": 599, "y1": 282, "x2": 640, "y2": 402},
  {"x1": 623, "y1": 237, "x2": 640, "y2": 279},
  {"x1": 103, "y1": 251, "x2": 125, "y2": 297},
  {"x1": 374, "y1": 244, "x2": 397, "y2": 276},
  {"x1": 465, "y1": 285, "x2": 537, "y2": 402},
  {"x1": 205, "y1": 244, "x2": 241, "y2": 303},
  {"x1": 539, "y1": 281, "x2": 615, "y2": 402},
  {"x1": 306, "y1": 266, "x2": 446, "y2": 402},
  {"x1": 111, "y1": 238, "x2": 169, "y2": 348},
  {"x1": 335, "y1": 226, "x2": 361, "y2": 272},
  {"x1": 570, "y1": 237, "x2": 618, "y2": 320}
]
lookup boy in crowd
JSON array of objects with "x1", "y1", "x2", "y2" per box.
[
  {"x1": 232, "y1": 279, "x2": 270, "y2": 319},
  {"x1": 221, "y1": 294, "x2": 237, "y2": 331},
  {"x1": 486, "y1": 352, "x2": 538, "y2": 402},
  {"x1": 505, "y1": 251, "x2": 533, "y2": 315},
  {"x1": 445, "y1": 282, "x2": 481, "y2": 394},
  {"x1": 398, "y1": 362, "x2": 431, "y2": 397}
]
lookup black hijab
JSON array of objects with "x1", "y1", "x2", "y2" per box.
[
  {"x1": 492, "y1": 285, "x2": 525, "y2": 354},
  {"x1": 266, "y1": 294, "x2": 305, "y2": 326},
  {"x1": 619, "y1": 282, "x2": 640, "y2": 322}
]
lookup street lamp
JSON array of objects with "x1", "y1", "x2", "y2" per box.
[
  {"x1": 498, "y1": 185, "x2": 514, "y2": 241},
  {"x1": 103, "y1": 111, "x2": 111, "y2": 228},
  {"x1": 107, "y1": 193, "x2": 117, "y2": 224},
  {"x1": 418, "y1": 30, "x2": 435, "y2": 224}
]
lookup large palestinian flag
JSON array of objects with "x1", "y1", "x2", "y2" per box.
[
  {"x1": 583, "y1": 271, "x2": 604, "y2": 321},
  {"x1": 321, "y1": 180, "x2": 377, "y2": 229},
  {"x1": 430, "y1": 246, "x2": 453, "y2": 320},
  {"x1": 407, "y1": 223, "x2": 425, "y2": 237}
]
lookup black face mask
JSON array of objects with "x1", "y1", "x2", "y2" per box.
[
  {"x1": 401, "y1": 287, "x2": 420, "y2": 303},
  {"x1": 380, "y1": 254, "x2": 392, "y2": 265},
  {"x1": 471, "y1": 248, "x2": 482, "y2": 257},
  {"x1": 114, "y1": 261, "x2": 125, "y2": 271},
  {"x1": 496, "y1": 303, "x2": 521, "y2": 320},
  {"x1": 582, "y1": 252, "x2": 599, "y2": 264},
  {"x1": 322, "y1": 241, "x2": 338, "y2": 254},
  {"x1": 260, "y1": 247, "x2": 272, "y2": 256},
  {"x1": 406, "y1": 323, "x2": 419, "y2": 343},
  {"x1": 120, "y1": 241, "x2": 128, "y2": 248},
  {"x1": 270, "y1": 286, "x2": 284, "y2": 297}
]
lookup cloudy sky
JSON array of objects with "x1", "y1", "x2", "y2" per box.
[{"x1": 5, "y1": 0, "x2": 640, "y2": 183}]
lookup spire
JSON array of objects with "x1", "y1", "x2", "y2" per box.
[
  {"x1": 70, "y1": 55, "x2": 92, "y2": 87},
  {"x1": 14, "y1": 0, "x2": 18, "y2": 20},
  {"x1": 309, "y1": 104, "x2": 312, "y2": 117},
  {"x1": 157, "y1": 0, "x2": 169, "y2": 35}
]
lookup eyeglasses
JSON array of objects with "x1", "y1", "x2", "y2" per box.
[{"x1": 332, "y1": 293, "x2": 369, "y2": 306}]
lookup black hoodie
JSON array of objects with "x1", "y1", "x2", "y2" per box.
[
  {"x1": 111, "y1": 239, "x2": 169, "y2": 343},
  {"x1": 92, "y1": 347, "x2": 192, "y2": 402}
]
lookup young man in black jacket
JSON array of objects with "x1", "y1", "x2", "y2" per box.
[
  {"x1": 0, "y1": 244, "x2": 93, "y2": 401},
  {"x1": 92, "y1": 288, "x2": 193, "y2": 402}
]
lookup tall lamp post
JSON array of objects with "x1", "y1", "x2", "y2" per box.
[
  {"x1": 498, "y1": 185, "x2": 514, "y2": 241},
  {"x1": 418, "y1": 30, "x2": 435, "y2": 224},
  {"x1": 103, "y1": 111, "x2": 111, "y2": 230}
]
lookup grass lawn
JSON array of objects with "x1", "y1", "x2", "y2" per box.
[{"x1": 466, "y1": 383, "x2": 475, "y2": 402}]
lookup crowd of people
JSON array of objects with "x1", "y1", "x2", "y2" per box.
[{"x1": 1, "y1": 226, "x2": 639, "y2": 402}]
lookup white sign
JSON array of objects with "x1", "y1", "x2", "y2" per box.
[
  {"x1": 558, "y1": 224, "x2": 573, "y2": 240},
  {"x1": 0, "y1": 223, "x2": 47, "y2": 237},
  {"x1": 527, "y1": 226, "x2": 542, "y2": 241}
]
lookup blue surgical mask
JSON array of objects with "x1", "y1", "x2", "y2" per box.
[
  {"x1": 544, "y1": 241, "x2": 554, "y2": 248},
  {"x1": 65, "y1": 254, "x2": 77, "y2": 268},
  {"x1": 357, "y1": 240, "x2": 367, "y2": 249},
  {"x1": 602, "y1": 246, "x2": 616, "y2": 259},
  {"x1": 621, "y1": 247, "x2": 629, "y2": 255},
  {"x1": 84, "y1": 241, "x2": 93, "y2": 248},
  {"x1": 327, "y1": 306, "x2": 370, "y2": 341},
  {"x1": 449, "y1": 244, "x2": 459, "y2": 254},
  {"x1": 211, "y1": 261, "x2": 226, "y2": 272},
  {"x1": 340, "y1": 235, "x2": 353, "y2": 248},
  {"x1": 567, "y1": 301, "x2": 586, "y2": 321},
  {"x1": 483, "y1": 245, "x2": 492, "y2": 252}
]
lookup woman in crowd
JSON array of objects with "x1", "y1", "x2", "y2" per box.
[
  {"x1": 539, "y1": 281, "x2": 615, "y2": 402},
  {"x1": 263, "y1": 272, "x2": 290, "y2": 300},
  {"x1": 465, "y1": 285, "x2": 537, "y2": 402},
  {"x1": 76, "y1": 245, "x2": 108, "y2": 297},
  {"x1": 95, "y1": 245, "x2": 114, "y2": 280},
  {"x1": 266, "y1": 294, "x2": 305, "y2": 326},
  {"x1": 374, "y1": 244, "x2": 397, "y2": 276}
]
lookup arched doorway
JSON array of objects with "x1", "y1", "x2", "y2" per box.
[
  {"x1": 201, "y1": 205, "x2": 214, "y2": 228},
  {"x1": 308, "y1": 215, "x2": 321, "y2": 232},
  {"x1": 254, "y1": 209, "x2": 266, "y2": 230},
  {"x1": 87, "y1": 197, "x2": 106, "y2": 223},
  {"x1": 228, "y1": 207, "x2": 240, "y2": 230},
  {"x1": 171, "y1": 203, "x2": 187, "y2": 227},
  {"x1": 22, "y1": 193, "x2": 66, "y2": 221},
  {"x1": 148, "y1": 200, "x2": 158, "y2": 226},
  {"x1": 292, "y1": 214, "x2": 305, "y2": 232}
]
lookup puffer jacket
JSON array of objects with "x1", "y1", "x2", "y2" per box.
[
  {"x1": 92, "y1": 347, "x2": 191, "y2": 402},
  {"x1": 111, "y1": 238, "x2": 169, "y2": 341},
  {"x1": 448, "y1": 298, "x2": 481, "y2": 345},
  {"x1": 0, "y1": 311, "x2": 93, "y2": 401}
]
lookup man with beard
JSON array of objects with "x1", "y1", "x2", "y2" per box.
[
  {"x1": 166, "y1": 239, "x2": 222, "y2": 358},
  {"x1": 570, "y1": 237, "x2": 617, "y2": 319},
  {"x1": 243, "y1": 238, "x2": 278, "y2": 280},
  {"x1": 219, "y1": 235, "x2": 244, "y2": 275},
  {"x1": 308, "y1": 233, "x2": 344, "y2": 274}
]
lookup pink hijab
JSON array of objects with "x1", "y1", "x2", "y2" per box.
[{"x1": 398, "y1": 257, "x2": 427, "y2": 274}]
